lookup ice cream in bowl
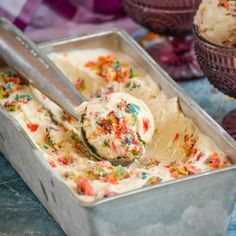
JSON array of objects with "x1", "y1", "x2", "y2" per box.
[
  {"x1": 193, "y1": 0, "x2": 236, "y2": 139},
  {"x1": 193, "y1": 0, "x2": 236, "y2": 97},
  {"x1": 0, "y1": 18, "x2": 155, "y2": 166}
]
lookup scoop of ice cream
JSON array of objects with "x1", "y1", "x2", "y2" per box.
[
  {"x1": 78, "y1": 92, "x2": 154, "y2": 165},
  {"x1": 195, "y1": 0, "x2": 236, "y2": 47}
]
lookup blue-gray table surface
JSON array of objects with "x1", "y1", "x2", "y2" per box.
[{"x1": 1, "y1": 78, "x2": 236, "y2": 235}]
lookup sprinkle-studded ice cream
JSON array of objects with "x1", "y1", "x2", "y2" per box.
[
  {"x1": 78, "y1": 92, "x2": 154, "y2": 165},
  {"x1": 195, "y1": 0, "x2": 236, "y2": 47},
  {"x1": 0, "y1": 48, "x2": 231, "y2": 203}
]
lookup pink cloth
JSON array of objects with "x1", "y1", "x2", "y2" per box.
[
  {"x1": 0, "y1": 0, "x2": 140, "y2": 43},
  {"x1": 0, "y1": 0, "x2": 43, "y2": 30}
]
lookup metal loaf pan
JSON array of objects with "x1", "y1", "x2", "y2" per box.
[{"x1": 0, "y1": 29, "x2": 236, "y2": 236}]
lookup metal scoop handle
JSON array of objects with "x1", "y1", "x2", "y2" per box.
[{"x1": 0, "y1": 18, "x2": 85, "y2": 119}]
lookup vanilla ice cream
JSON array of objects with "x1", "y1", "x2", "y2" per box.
[
  {"x1": 0, "y1": 49, "x2": 231, "y2": 203},
  {"x1": 195, "y1": 0, "x2": 236, "y2": 47},
  {"x1": 78, "y1": 92, "x2": 154, "y2": 165}
]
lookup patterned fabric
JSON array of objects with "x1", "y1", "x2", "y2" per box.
[
  {"x1": 0, "y1": 0, "x2": 139, "y2": 42},
  {"x1": 0, "y1": 0, "x2": 43, "y2": 30}
]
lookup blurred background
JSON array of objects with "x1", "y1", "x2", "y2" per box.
[{"x1": 0, "y1": 0, "x2": 140, "y2": 43}]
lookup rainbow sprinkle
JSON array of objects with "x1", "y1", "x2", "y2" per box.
[
  {"x1": 85, "y1": 55, "x2": 138, "y2": 83},
  {"x1": 14, "y1": 94, "x2": 32, "y2": 104}
]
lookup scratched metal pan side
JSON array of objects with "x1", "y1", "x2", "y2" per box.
[
  {"x1": 87, "y1": 167, "x2": 236, "y2": 236},
  {"x1": 39, "y1": 29, "x2": 236, "y2": 164}
]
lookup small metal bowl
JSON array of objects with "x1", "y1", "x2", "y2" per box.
[
  {"x1": 123, "y1": 0, "x2": 201, "y2": 35},
  {"x1": 193, "y1": 25, "x2": 236, "y2": 98}
]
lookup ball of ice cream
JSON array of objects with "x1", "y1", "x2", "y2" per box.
[
  {"x1": 195, "y1": 0, "x2": 236, "y2": 47},
  {"x1": 79, "y1": 92, "x2": 154, "y2": 165}
]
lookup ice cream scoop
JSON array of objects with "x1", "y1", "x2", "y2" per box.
[
  {"x1": 78, "y1": 92, "x2": 154, "y2": 165},
  {"x1": 0, "y1": 18, "x2": 154, "y2": 165}
]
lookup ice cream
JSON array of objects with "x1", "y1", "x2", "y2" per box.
[
  {"x1": 0, "y1": 49, "x2": 231, "y2": 203},
  {"x1": 78, "y1": 92, "x2": 154, "y2": 165},
  {"x1": 194, "y1": 0, "x2": 236, "y2": 47}
]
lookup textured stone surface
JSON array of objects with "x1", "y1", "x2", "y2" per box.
[
  {"x1": 0, "y1": 151, "x2": 19, "y2": 183},
  {"x1": 0, "y1": 156, "x2": 65, "y2": 235},
  {"x1": 180, "y1": 78, "x2": 236, "y2": 124},
  {"x1": 0, "y1": 78, "x2": 236, "y2": 235}
]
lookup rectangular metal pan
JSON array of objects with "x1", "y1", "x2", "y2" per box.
[{"x1": 0, "y1": 29, "x2": 236, "y2": 236}]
